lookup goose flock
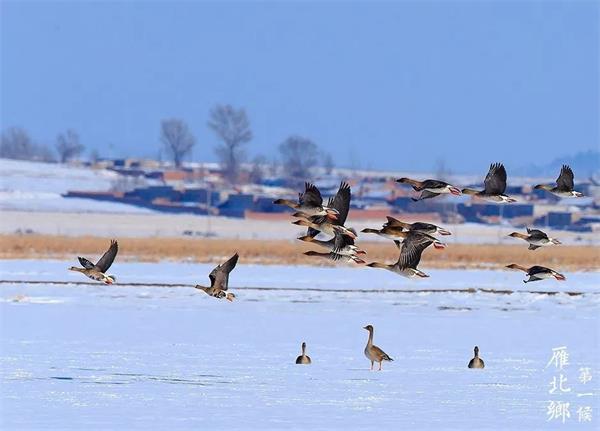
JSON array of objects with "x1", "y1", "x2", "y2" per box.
[{"x1": 67, "y1": 163, "x2": 582, "y2": 370}]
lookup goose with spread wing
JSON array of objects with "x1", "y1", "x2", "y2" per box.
[
  {"x1": 534, "y1": 165, "x2": 583, "y2": 198},
  {"x1": 274, "y1": 182, "x2": 339, "y2": 218},
  {"x1": 506, "y1": 264, "x2": 566, "y2": 283},
  {"x1": 366, "y1": 230, "x2": 442, "y2": 278},
  {"x1": 195, "y1": 253, "x2": 239, "y2": 301},
  {"x1": 462, "y1": 163, "x2": 517, "y2": 203},
  {"x1": 396, "y1": 177, "x2": 461, "y2": 201},
  {"x1": 69, "y1": 240, "x2": 118, "y2": 284},
  {"x1": 292, "y1": 182, "x2": 355, "y2": 238},
  {"x1": 508, "y1": 228, "x2": 561, "y2": 250}
]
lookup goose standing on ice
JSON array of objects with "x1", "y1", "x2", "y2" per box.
[
  {"x1": 295, "y1": 342, "x2": 312, "y2": 364},
  {"x1": 462, "y1": 163, "x2": 517, "y2": 203},
  {"x1": 363, "y1": 325, "x2": 393, "y2": 370},
  {"x1": 508, "y1": 228, "x2": 561, "y2": 250},
  {"x1": 506, "y1": 264, "x2": 566, "y2": 283},
  {"x1": 396, "y1": 177, "x2": 461, "y2": 201},
  {"x1": 534, "y1": 165, "x2": 583, "y2": 198},
  {"x1": 274, "y1": 182, "x2": 339, "y2": 218},
  {"x1": 69, "y1": 240, "x2": 118, "y2": 284},
  {"x1": 367, "y1": 230, "x2": 445, "y2": 278},
  {"x1": 194, "y1": 253, "x2": 239, "y2": 301},
  {"x1": 468, "y1": 346, "x2": 485, "y2": 369}
]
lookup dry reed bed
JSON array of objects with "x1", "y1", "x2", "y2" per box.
[{"x1": 0, "y1": 234, "x2": 598, "y2": 271}]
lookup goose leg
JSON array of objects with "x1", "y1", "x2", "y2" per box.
[
  {"x1": 370, "y1": 361, "x2": 374, "y2": 371},
  {"x1": 378, "y1": 361, "x2": 382, "y2": 371}
]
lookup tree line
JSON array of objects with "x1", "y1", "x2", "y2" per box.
[{"x1": 1, "y1": 104, "x2": 334, "y2": 185}]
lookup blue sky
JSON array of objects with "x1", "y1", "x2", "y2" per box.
[{"x1": 1, "y1": 1, "x2": 598, "y2": 173}]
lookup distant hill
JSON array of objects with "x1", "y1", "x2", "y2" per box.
[{"x1": 512, "y1": 150, "x2": 600, "y2": 180}]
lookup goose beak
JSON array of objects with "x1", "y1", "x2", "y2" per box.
[
  {"x1": 326, "y1": 212, "x2": 338, "y2": 221},
  {"x1": 554, "y1": 273, "x2": 566, "y2": 281},
  {"x1": 437, "y1": 228, "x2": 452, "y2": 236},
  {"x1": 449, "y1": 186, "x2": 461, "y2": 196},
  {"x1": 356, "y1": 250, "x2": 367, "y2": 255},
  {"x1": 433, "y1": 241, "x2": 447, "y2": 250},
  {"x1": 433, "y1": 241, "x2": 446, "y2": 250}
]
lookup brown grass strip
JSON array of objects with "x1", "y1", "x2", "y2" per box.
[{"x1": 0, "y1": 234, "x2": 598, "y2": 271}]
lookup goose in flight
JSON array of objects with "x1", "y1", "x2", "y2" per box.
[
  {"x1": 506, "y1": 264, "x2": 566, "y2": 283},
  {"x1": 396, "y1": 177, "x2": 461, "y2": 201},
  {"x1": 384, "y1": 216, "x2": 452, "y2": 236},
  {"x1": 69, "y1": 240, "x2": 118, "y2": 284},
  {"x1": 295, "y1": 342, "x2": 312, "y2": 365},
  {"x1": 274, "y1": 182, "x2": 339, "y2": 218},
  {"x1": 293, "y1": 182, "x2": 355, "y2": 238},
  {"x1": 468, "y1": 346, "x2": 485, "y2": 369},
  {"x1": 363, "y1": 325, "x2": 393, "y2": 371},
  {"x1": 303, "y1": 250, "x2": 365, "y2": 264},
  {"x1": 298, "y1": 229, "x2": 365, "y2": 258},
  {"x1": 195, "y1": 253, "x2": 239, "y2": 301},
  {"x1": 508, "y1": 228, "x2": 561, "y2": 250},
  {"x1": 534, "y1": 165, "x2": 583, "y2": 198},
  {"x1": 367, "y1": 230, "x2": 443, "y2": 278},
  {"x1": 462, "y1": 163, "x2": 517, "y2": 203}
]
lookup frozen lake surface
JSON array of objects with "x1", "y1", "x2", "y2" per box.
[{"x1": 1, "y1": 260, "x2": 599, "y2": 429}]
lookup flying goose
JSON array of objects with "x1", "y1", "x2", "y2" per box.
[
  {"x1": 534, "y1": 165, "x2": 583, "y2": 198},
  {"x1": 298, "y1": 229, "x2": 365, "y2": 258},
  {"x1": 195, "y1": 253, "x2": 239, "y2": 301},
  {"x1": 384, "y1": 216, "x2": 452, "y2": 236},
  {"x1": 294, "y1": 182, "x2": 354, "y2": 238},
  {"x1": 295, "y1": 342, "x2": 312, "y2": 365},
  {"x1": 468, "y1": 346, "x2": 485, "y2": 369},
  {"x1": 506, "y1": 264, "x2": 566, "y2": 283},
  {"x1": 462, "y1": 163, "x2": 517, "y2": 203},
  {"x1": 508, "y1": 228, "x2": 561, "y2": 250},
  {"x1": 303, "y1": 250, "x2": 365, "y2": 264},
  {"x1": 69, "y1": 240, "x2": 118, "y2": 284},
  {"x1": 367, "y1": 230, "x2": 443, "y2": 278},
  {"x1": 396, "y1": 177, "x2": 461, "y2": 201},
  {"x1": 363, "y1": 325, "x2": 393, "y2": 370},
  {"x1": 274, "y1": 182, "x2": 339, "y2": 218}
]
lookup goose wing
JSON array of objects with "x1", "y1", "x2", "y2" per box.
[
  {"x1": 556, "y1": 165, "x2": 574, "y2": 191},
  {"x1": 78, "y1": 257, "x2": 95, "y2": 270},
  {"x1": 332, "y1": 231, "x2": 355, "y2": 253},
  {"x1": 94, "y1": 240, "x2": 118, "y2": 272},
  {"x1": 329, "y1": 182, "x2": 351, "y2": 226},
  {"x1": 421, "y1": 179, "x2": 450, "y2": 189},
  {"x1": 208, "y1": 253, "x2": 239, "y2": 291},
  {"x1": 527, "y1": 228, "x2": 548, "y2": 240},
  {"x1": 483, "y1": 163, "x2": 507, "y2": 195},
  {"x1": 408, "y1": 222, "x2": 437, "y2": 234},
  {"x1": 413, "y1": 190, "x2": 440, "y2": 201},
  {"x1": 299, "y1": 182, "x2": 323, "y2": 207},
  {"x1": 396, "y1": 232, "x2": 433, "y2": 270}
]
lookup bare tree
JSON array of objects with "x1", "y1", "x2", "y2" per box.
[
  {"x1": 208, "y1": 104, "x2": 252, "y2": 183},
  {"x1": 0, "y1": 127, "x2": 54, "y2": 162},
  {"x1": 434, "y1": 158, "x2": 453, "y2": 182},
  {"x1": 323, "y1": 152, "x2": 334, "y2": 175},
  {"x1": 249, "y1": 155, "x2": 267, "y2": 184},
  {"x1": 279, "y1": 135, "x2": 319, "y2": 183},
  {"x1": 55, "y1": 129, "x2": 84, "y2": 163},
  {"x1": 160, "y1": 118, "x2": 196, "y2": 168}
]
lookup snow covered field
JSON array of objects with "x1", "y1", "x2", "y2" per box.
[{"x1": 1, "y1": 260, "x2": 599, "y2": 429}]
